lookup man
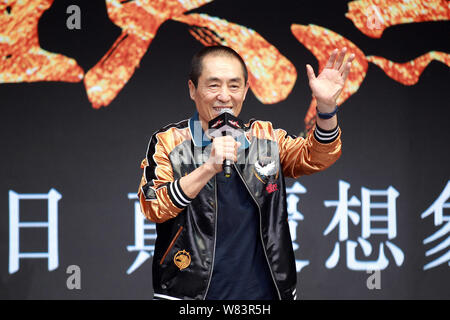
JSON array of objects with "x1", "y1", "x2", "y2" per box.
[{"x1": 138, "y1": 45, "x2": 354, "y2": 300}]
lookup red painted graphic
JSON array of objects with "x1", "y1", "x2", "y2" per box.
[
  {"x1": 346, "y1": 0, "x2": 450, "y2": 38},
  {"x1": 266, "y1": 183, "x2": 278, "y2": 194},
  {"x1": 228, "y1": 120, "x2": 240, "y2": 128},
  {"x1": 210, "y1": 119, "x2": 223, "y2": 128},
  {"x1": 292, "y1": 0, "x2": 449, "y2": 131},
  {"x1": 0, "y1": 0, "x2": 83, "y2": 83},
  {"x1": 0, "y1": 0, "x2": 448, "y2": 133},
  {"x1": 174, "y1": 13, "x2": 297, "y2": 105}
]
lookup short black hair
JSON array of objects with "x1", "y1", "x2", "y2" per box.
[{"x1": 189, "y1": 45, "x2": 248, "y2": 87}]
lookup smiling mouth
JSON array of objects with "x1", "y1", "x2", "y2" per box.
[{"x1": 213, "y1": 106, "x2": 233, "y2": 113}]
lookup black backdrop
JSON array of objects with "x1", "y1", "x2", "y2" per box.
[{"x1": 0, "y1": 0, "x2": 449, "y2": 299}]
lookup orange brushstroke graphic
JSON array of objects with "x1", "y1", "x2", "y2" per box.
[
  {"x1": 291, "y1": 24, "x2": 368, "y2": 131},
  {"x1": 173, "y1": 13, "x2": 297, "y2": 104},
  {"x1": 84, "y1": 0, "x2": 212, "y2": 108},
  {"x1": 346, "y1": 0, "x2": 450, "y2": 38},
  {"x1": 0, "y1": 0, "x2": 448, "y2": 121},
  {"x1": 367, "y1": 51, "x2": 450, "y2": 85},
  {"x1": 0, "y1": 0, "x2": 83, "y2": 83}
]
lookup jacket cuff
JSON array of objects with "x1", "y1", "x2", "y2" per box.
[
  {"x1": 314, "y1": 124, "x2": 339, "y2": 144},
  {"x1": 167, "y1": 179, "x2": 193, "y2": 209}
]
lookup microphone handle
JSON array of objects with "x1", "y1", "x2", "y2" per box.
[
  {"x1": 222, "y1": 131, "x2": 233, "y2": 178},
  {"x1": 223, "y1": 159, "x2": 232, "y2": 178}
]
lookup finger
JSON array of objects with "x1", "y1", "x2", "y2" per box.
[
  {"x1": 339, "y1": 53, "x2": 354, "y2": 74},
  {"x1": 306, "y1": 64, "x2": 316, "y2": 82},
  {"x1": 223, "y1": 135, "x2": 237, "y2": 144},
  {"x1": 213, "y1": 136, "x2": 232, "y2": 148},
  {"x1": 225, "y1": 139, "x2": 240, "y2": 150},
  {"x1": 341, "y1": 61, "x2": 352, "y2": 82},
  {"x1": 222, "y1": 145, "x2": 236, "y2": 154},
  {"x1": 325, "y1": 48, "x2": 338, "y2": 68},
  {"x1": 216, "y1": 148, "x2": 232, "y2": 163},
  {"x1": 334, "y1": 47, "x2": 347, "y2": 70},
  {"x1": 222, "y1": 151, "x2": 237, "y2": 162}
]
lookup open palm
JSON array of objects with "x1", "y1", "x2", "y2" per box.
[{"x1": 306, "y1": 48, "x2": 354, "y2": 108}]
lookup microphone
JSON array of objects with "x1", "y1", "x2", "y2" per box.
[{"x1": 207, "y1": 109, "x2": 244, "y2": 178}]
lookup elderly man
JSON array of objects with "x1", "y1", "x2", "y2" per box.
[{"x1": 138, "y1": 45, "x2": 354, "y2": 300}]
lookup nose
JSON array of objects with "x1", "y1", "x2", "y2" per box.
[{"x1": 217, "y1": 87, "x2": 231, "y2": 103}]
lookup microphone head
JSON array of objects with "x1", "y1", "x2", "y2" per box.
[{"x1": 207, "y1": 110, "x2": 244, "y2": 138}]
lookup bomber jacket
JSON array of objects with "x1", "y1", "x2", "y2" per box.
[{"x1": 137, "y1": 112, "x2": 342, "y2": 300}]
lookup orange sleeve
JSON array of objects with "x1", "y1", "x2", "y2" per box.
[
  {"x1": 275, "y1": 125, "x2": 342, "y2": 178},
  {"x1": 137, "y1": 131, "x2": 191, "y2": 223}
]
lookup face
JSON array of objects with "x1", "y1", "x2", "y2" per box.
[{"x1": 188, "y1": 54, "x2": 249, "y2": 130}]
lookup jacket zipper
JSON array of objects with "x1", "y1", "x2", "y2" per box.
[
  {"x1": 203, "y1": 177, "x2": 218, "y2": 299},
  {"x1": 160, "y1": 225, "x2": 183, "y2": 265},
  {"x1": 233, "y1": 163, "x2": 282, "y2": 300}
]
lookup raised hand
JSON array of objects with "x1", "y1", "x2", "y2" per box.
[{"x1": 306, "y1": 47, "x2": 354, "y2": 110}]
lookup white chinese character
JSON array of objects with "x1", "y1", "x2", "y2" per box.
[
  {"x1": 126, "y1": 193, "x2": 156, "y2": 274},
  {"x1": 286, "y1": 182, "x2": 309, "y2": 272},
  {"x1": 323, "y1": 180, "x2": 404, "y2": 271},
  {"x1": 323, "y1": 180, "x2": 361, "y2": 242},
  {"x1": 9, "y1": 189, "x2": 62, "y2": 274},
  {"x1": 420, "y1": 181, "x2": 450, "y2": 270}
]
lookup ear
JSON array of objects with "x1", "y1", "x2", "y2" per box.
[{"x1": 188, "y1": 80, "x2": 196, "y2": 101}]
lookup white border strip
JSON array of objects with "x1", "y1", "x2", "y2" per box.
[{"x1": 153, "y1": 293, "x2": 182, "y2": 300}]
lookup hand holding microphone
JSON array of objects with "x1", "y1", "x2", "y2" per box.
[
  {"x1": 207, "y1": 110, "x2": 244, "y2": 177},
  {"x1": 206, "y1": 136, "x2": 240, "y2": 177}
]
